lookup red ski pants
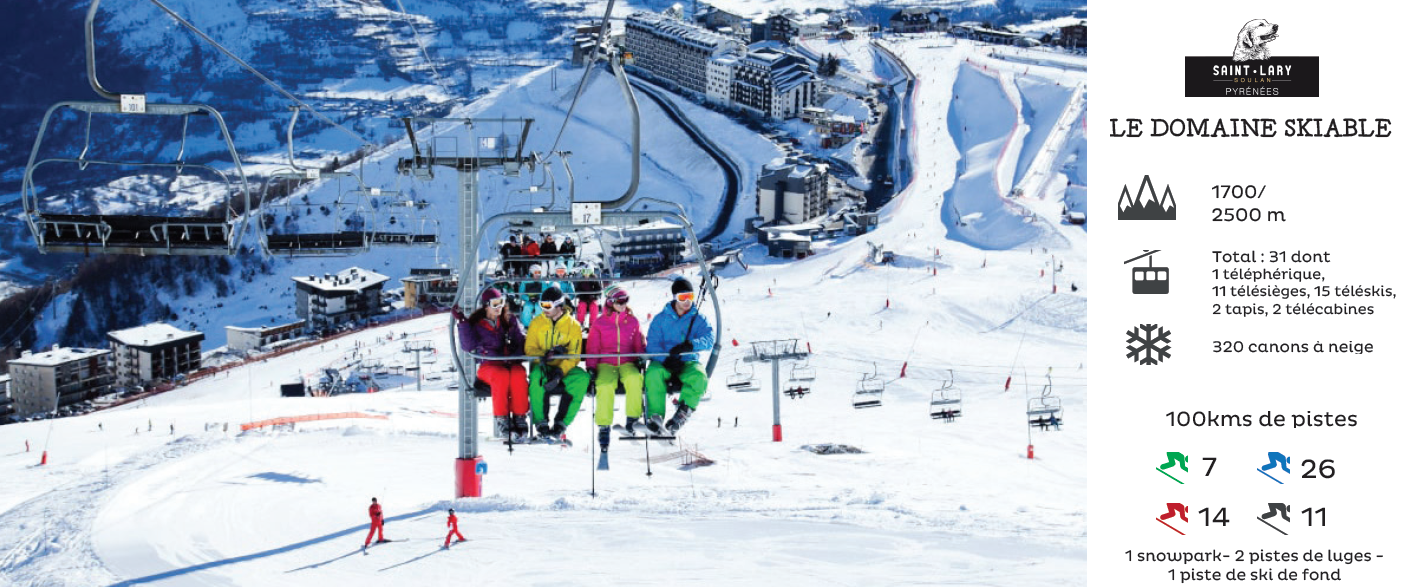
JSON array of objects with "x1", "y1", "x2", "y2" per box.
[
  {"x1": 478, "y1": 363, "x2": 528, "y2": 418},
  {"x1": 364, "y1": 520, "x2": 384, "y2": 546},
  {"x1": 445, "y1": 527, "x2": 465, "y2": 546}
]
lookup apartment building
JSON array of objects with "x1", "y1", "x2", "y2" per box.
[
  {"x1": 107, "y1": 322, "x2": 204, "y2": 388},
  {"x1": 6, "y1": 347, "x2": 112, "y2": 417}
]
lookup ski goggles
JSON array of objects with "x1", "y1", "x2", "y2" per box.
[
  {"x1": 485, "y1": 298, "x2": 506, "y2": 309},
  {"x1": 539, "y1": 297, "x2": 565, "y2": 311},
  {"x1": 611, "y1": 295, "x2": 630, "y2": 305},
  {"x1": 674, "y1": 291, "x2": 695, "y2": 303}
]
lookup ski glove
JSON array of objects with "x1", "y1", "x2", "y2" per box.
[
  {"x1": 662, "y1": 355, "x2": 685, "y2": 375},
  {"x1": 669, "y1": 341, "x2": 694, "y2": 356},
  {"x1": 542, "y1": 365, "x2": 564, "y2": 391}
]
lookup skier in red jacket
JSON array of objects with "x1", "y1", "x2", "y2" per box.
[
  {"x1": 364, "y1": 497, "x2": 387, "y2": 547},
  {"x1": 444, "y1": 508, "x2": 466, "y2": 548}
]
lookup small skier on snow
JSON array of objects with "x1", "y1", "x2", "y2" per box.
[
  {"x1": 643, "y1": 276, "x2": 715, "y2": 434},
  {"x1": 444, "y1": 508, "x2": 465, "y2": 548},
  {"x1": 364, "y1": 497, "x2": 387, "y2": 547}
]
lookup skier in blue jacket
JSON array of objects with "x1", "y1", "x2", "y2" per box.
[{"x1": 643, "y1": 276, "x2": 714, "y2": 433}]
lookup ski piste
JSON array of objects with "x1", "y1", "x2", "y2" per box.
[
  {"x1": 1156, "y1": 517, "x2": 1185, "y2": 536},
  {"x1": 1257, "y1": 517, "x2": 1289, "y2": 535},
  {"x1": 1257, "y1": 467, "x2": 1285, "y2": 484},
  {"x1": 613, "y1": 424, "x2": 676, "y2": 443},
  {"x1": 1156, "y1": 467, "x2": 1183, "y2": 484}
]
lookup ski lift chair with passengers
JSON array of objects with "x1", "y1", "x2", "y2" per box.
[
  {"x1": 929, "y1": 369, "x2": 962, "y2": 421},
  {"x1": 21, "y1": 1, "x2": 249, "y2": 256},
  {"x1": 785, "y1": 355, "x2": 814, "y2": 398},
  {"x1": 1026, "y1": 374, "x2": 1063, "y2": 431}
]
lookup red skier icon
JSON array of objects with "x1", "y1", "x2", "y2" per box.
[
  {"x1": 1157, "y1": 503, "x2": 1188, "y2": 535},
  {"x1": 444, "y1": 508, "x2": 466, "y2": 548},
  {"x1": 364, "y1": 497, "x2": 388, "y2": 548},
  {"x1": 1257, "y1": 451, "x2": 1292, "y2": 484}
]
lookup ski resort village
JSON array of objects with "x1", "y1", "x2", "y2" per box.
[{"x1": 0, "y1": 1, "x2": 1087, "y2": 585}]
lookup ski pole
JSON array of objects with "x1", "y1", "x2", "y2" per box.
[
  {"x1": 590, "y1": 419, "x2": 597, "y2": 497},
  {"x1": 643, "y1": 392, "x2": 653, "y2": 477}
]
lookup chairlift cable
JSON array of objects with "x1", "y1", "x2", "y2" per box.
[
  {"x1": 391, "y1": 0, "x2": 453, "y2": 93},
  {"x1": 142, "y1": 0, "x2": 375, "y2": 148},
  {"x1": 548, "y1": 0, "x2": 617, "y2": 156}
]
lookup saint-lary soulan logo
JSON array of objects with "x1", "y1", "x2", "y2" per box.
[{"x1": 1184, "y1": 19, "x2": 1319, "y2": 97}]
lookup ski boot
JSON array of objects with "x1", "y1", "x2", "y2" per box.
[
  {"x1": 493, "y1": 416, "x2": 511, "y2": 439},
  {"x1": 645, "y1": 414, "x2": 665, "y2": 434},
  {"x1": 598, "y1": 425, "x2": 612, "y2": 452},
  {"x1": 665, "y1": 405, "x2": 695, "y2": 433},
  {"x1": 547, "y1": 420, "x2": 567, "y2": 437},
  {"x1": 623, "y1": 416, "x2": 640, "y2": 435},
  {"x1": 535, "y1": 421, "x2": 554, "y2": 438},
  {"x1": 510, "y1": 414, "x2": 529, "y2": 442}
]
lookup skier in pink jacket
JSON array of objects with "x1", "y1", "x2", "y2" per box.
[{"x1": 585, "y1": 284, "x2": 646, "y2": 453}]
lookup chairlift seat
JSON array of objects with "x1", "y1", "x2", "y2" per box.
[
  {"x1": 35, "y1": 213, "x2": 231, "y2": 254},
  {"x1": 266, "y1": 231, "x2": 371, "y2": 253}
]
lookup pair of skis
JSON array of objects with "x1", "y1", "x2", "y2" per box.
[{"x1": 593, "y1": 425, "x2": 677, "y2": 473}]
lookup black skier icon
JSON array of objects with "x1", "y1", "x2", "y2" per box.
[
  {"x1": 1157, "y1": 503, "x2": 1188, "y2": 535},
  {"x1": 1117, "y1": 175, "x2": 1177, "y2": 220},
  {"x1": 1124, "y1": 250, "x2": 1169, "y2": 294},
  {"x1": 1257, "y1": 451, "x2": 1291, "y2": 484},
  {"x1": 1258, "y1": 503, "x2": 1291, "y2": 535}
]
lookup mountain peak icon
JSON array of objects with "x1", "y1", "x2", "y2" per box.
[{"x1": 1118, "y1": 175, "x2": 1177, "y2": 220}]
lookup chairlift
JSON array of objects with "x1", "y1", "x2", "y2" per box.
[
  {"x1": 1026, "y1": 374, "x2": 1063, "y2": 430},
  {"x1": 929, "y1": 369, "x2": 962, "y2": 421},
  {"x1": 258, "y1": 108, "x2": 374, "y2": 255},
  {"x1": 370, "y1": 189, "x2": 441, "y2": 246},
  {"x1": 785, "y1": 355, "x2": 813, "y2": 398},
  {"x1": 20, "y1": 1, "x2": 249, "y2": 256},
  {"x1": 726, "y1": 359, "x2": 760, "y2": 392},
  {"x1": 853, "y1": 362, "x2": 884, "y2": 408}
]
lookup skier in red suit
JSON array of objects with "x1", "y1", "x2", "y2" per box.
[
  {"x1": 444, "y1": 508, "x2": 466, "y2": 548},
  {"x1": 364, "y1": 497, "x2": 386, "y2": 547}
]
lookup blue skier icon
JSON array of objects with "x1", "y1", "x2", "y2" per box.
[{"x1": 1257, "y1": 452, "x2": 1291, "y2": 484}]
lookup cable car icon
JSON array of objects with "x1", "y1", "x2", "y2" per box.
[{"x1": 1124, "y1": 250, "x2": 1169, "y2": 294}]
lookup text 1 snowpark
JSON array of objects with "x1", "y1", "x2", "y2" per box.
[{"x1": 1107, "y1": 117, "x2": 1392, "y2": 138}]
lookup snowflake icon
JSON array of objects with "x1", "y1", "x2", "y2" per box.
[{"x1": 1126, "y1": 324, "x2": 1172, "y2": 365}]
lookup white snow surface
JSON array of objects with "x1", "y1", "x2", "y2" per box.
[{"x1": 1, "y1": 36, "x2": 1085, "y2": 587}]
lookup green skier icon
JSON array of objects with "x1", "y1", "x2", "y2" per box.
[{"x1": 1157, "y1": 451, "x2": 1188, "y2": 484}]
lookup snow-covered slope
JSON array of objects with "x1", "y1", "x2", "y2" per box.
[{"x1": 0, "y1": 34, "x2": 1086, "y2": 586}]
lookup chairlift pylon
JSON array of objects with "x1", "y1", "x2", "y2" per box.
[
  {"x1": 929, "y1": 369, "x2": 962, "y2": 421},
  {"x1": 1026, "y1": 373, "x2": 1063, "y2": 430},
  {"x1": 20, "y1": 1, "x2": 249, "y2": 256},
  {"x1": 853, "y1": 362, "x2": 884, "y2": 409}
]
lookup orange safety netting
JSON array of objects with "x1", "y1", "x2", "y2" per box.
[{"x1": 240, "y1": 411, "x2": 389, "y2": 431}]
